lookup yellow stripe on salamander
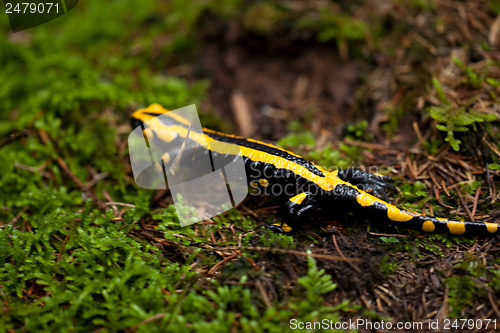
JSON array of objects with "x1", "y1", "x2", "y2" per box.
[
  {"x1": 136, "y1": 116, "x2": 340, "y2": 192},
  {"x1": 136, "y1": 104, "x2": 305, "y2": 159},
  {"x1": 289, "y1": 192, "x2": 308, "y2": 205},
  {"x1": 355, "y1": 191, "x2": 416, "y2": 222},
  {"x1": 271, "y1": 223, "x2": 293, "y2": 233},
  {"x1": 204, "y1": 127, "x2": 305, "y2": 159}
]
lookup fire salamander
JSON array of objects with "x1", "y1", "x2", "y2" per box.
[{"x1": 131, "y1": 104, "x2": 499, "y2": 236}]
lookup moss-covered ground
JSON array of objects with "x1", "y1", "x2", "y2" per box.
[{"x1": 1, "y1": 0, "x2": 500, "y2": 332}]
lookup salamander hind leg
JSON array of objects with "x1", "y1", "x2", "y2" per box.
[
  {"x1": 268, "y1": 192, "x2": 317, "y2": 233},
  {"x1": 334, "y1": 168, "x2": 395, "y2": 202}
]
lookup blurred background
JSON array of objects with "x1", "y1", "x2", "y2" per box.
[{"x1": 1, "y1": 0, "x2": 499, "y2": 331}]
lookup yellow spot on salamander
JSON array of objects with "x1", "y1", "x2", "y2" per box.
[
  {"x1": 271, "y1": 223, "x2": 292, "y2": 233},
  {"x1": 289, "y1": 192, "x2": 308, "y2": 205},
  {"x1": 422, "y1": 220, "x2": 435, "y2": 232},
  {"x1": 387, "y1": 207, "x2": 414, "y2": 222},
  {"x1": 485, "y1": 222, "x2": 498, "y2": 233},
  {"x1": 355, "y1": 193, "x2": 414, "y2": 222},
  {"x1": 259, "y1": 179, "x2": 269, "y2": 187},
  {"x1": 356, "y1": 193, "x2": 376, "y2": 207},
  {"x1": 250, "y1": 180, "x2": 259, "y2": 188},
  {"x1": 447, "y1": 221, "x2": 466, "y2": 235}
]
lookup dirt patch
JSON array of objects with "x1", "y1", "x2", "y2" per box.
[{"x1": 199, "y1": 22, "x2": 360, "y2": 141}]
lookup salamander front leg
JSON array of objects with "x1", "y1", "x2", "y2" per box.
[
  {"x1": 334, "y1": 168, "x2": 395, "y2": 202},
  {"x1": 268, "y1": 192, "x2": 317, "y2": 233}
]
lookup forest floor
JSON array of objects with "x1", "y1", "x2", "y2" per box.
[{"x1": 1, "y1": 0, "x2": 500, "y2": 331}]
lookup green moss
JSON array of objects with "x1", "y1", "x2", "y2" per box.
[
  {"x1": 276, "y1": 121, "x2": 361, "y2": 171},
  {"x1": 345, "y1": 120, "x2": 371, "y2": 141},
  {"x1": 409, "y1": 0, "x2": 437, "y2": 10},
  {"x1": 277, "y1": 131, "x2": 316, "y2": 151},
  {"x1": 490, "y1": 269, "x2": 500, "y2": 294},
  {"x1": 445, "y1": 274, "x2": 481, "y2": 318},
  {"x1": 379, "y1": 255, "x2": 398, "y2": 275},
  {"x1": 380, "y1": 104, "x2": 405, "y2": 136},
  {"x1": 428, "y1": 75, "x2": 498, "y2": 151},
  {"x1": 2, "y1": 0, "x2": 498, "y2": 330},
  {"x1": 489, "y1": 163, "x2": 500, "y2": 171},
  {"x1": 298, "y1": 8, "x2": 368, "y2": 54},
  {"x1": 396, "y1": 181, "x2": 431, "y2": 212},
  {"x1": 243, "y1": 2, "x2": 284, "y2": 34},
  {"x1": 259, "y1": 230, "x2": 295, "y2": 249},
  {"x1": 308, "y1": 145, "x2": 351, "y2": 171}
]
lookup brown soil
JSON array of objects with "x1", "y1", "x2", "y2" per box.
[{"x1": 199, "y1": 23, "x2": 361, "y2": 141}]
